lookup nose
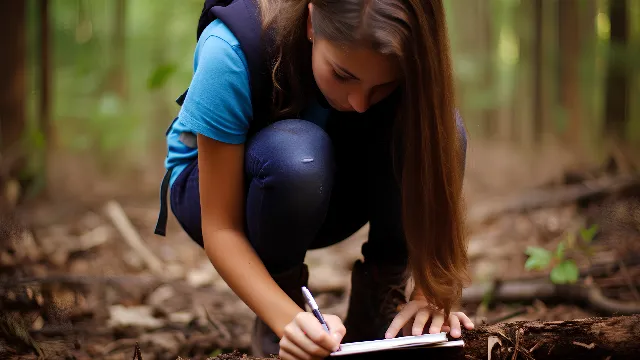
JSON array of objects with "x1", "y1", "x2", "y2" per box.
[{"x1": 348, "y1": 91, "x2": 370, "y2": 113}]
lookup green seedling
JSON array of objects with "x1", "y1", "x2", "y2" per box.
[{"x1": 524, "y1": 224, "x2": 598, "y2": 284}]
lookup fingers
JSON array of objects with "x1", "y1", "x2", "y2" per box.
[
  {"x1": 385, "y1": 300, "x2": 426, "y2": 339},
  {"x1": 325, "y1": 314, "x2": 347, "y2": 343},
  {"x1": 412, "y1": 308, "x2": 431, "y2": 336},
  {"x1": 279, "y1": 312, "x2": 342, "y2": 360},
  {"x1": 428, "y1": 312, "x2": 445, "y2": 334},
  {"x1": 281, "y1": 321, "x2": 328, "y2": 359},
  {"x1": 455, "y1": 311, "x2": 475, "y2": 330},
  {"x1": 386, "y1": 301, "x2": 476, "y2": 340},
  {"x1": 295, "y1": 313, "x2": 341, "y2": 352},
  {"x1": 294, "y1": 312, "x2": 346, "y2": 350},
  {"x1": 447, "y1": 314, "x2": 462, "y2": 338}
]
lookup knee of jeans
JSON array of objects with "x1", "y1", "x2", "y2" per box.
[{"x1": 246, "y1": 119, "x2": 335, "y2": 204}]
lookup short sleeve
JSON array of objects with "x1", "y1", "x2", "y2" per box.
[{"x1": 177, "y1": 34, "x2": 252, "y2": 144}]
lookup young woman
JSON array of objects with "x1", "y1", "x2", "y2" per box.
[{"x1": 157, "y1": 0, "x2": 474, "y2": 359}]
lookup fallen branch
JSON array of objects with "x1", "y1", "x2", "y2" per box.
[
  {"x1": 462, "y1": 277, "x2": 640, "y2": 316},
  {"x1": 104, "y1": 201, "x2": 164, "y2": 277},
  {"x1": 339, "y1": 315, "x2": 640, "y2": 360},
  {"x1": 468, "y1": 174, "x2": 640, "y2": 226}
]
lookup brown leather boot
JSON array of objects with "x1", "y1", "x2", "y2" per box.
[
  {"x1": 342, "y1": 259, "x2": 409, "y2": 343},
  {"x1": 250, "y1": 264, "x2": 309, "y2": 357}
]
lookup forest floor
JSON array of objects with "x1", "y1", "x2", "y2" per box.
[{"x1": 1, "y1": 140, "x2": 639, "y2": 360}]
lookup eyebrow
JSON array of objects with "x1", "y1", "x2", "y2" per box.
[
  {"x1": 334, "y1": 63, "x2": 399, "y2": 87},
  {"x1": 334, "y1": 63, "x2": 360, "y2": 80}
]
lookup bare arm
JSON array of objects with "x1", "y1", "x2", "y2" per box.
[{"x1": 197, "y1": 133, "x2": 302, "y2": 338}]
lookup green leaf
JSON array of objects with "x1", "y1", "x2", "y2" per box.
[
  {"x1": 147, "y1": 63, "x2": 177, "y2": 90},
  {"x1": 555, "y1": 241, "x2": 566, "y2": 260},
  {"x1": 550, "y1": 260, "x2": 579, "y2": 284},
  {"x1": 209, "y1": 349, "x2": 223, "y2": 358},
  {"x1": 579, "y1": 224, "x2": 599, "y2": 244},
  {"x1": 524, "y1": 247, "x2": 552, "y2": 270}
]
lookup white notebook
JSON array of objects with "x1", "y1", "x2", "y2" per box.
[{"x1": 330, "y1": 332, "x2": 464, "y2": 356}]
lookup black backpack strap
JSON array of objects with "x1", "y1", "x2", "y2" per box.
[{"x1": 178, "y1": 0, "x2": 271, "y2": 111}]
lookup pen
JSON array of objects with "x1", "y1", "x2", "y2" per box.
[{"x1": 301, "y1": 286, "x2": 341, "y2": 351}]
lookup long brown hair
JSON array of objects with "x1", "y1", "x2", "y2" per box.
[{"x1": 260, "y1": 0, "x2": 469, "y2": 316}]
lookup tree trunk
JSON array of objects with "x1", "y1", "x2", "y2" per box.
[
  {"x1": 558, "y1": 0, "x2": 582, "y2": 148},
  {"x1": 39, "y1": 0, "x2": 53, "y2": 195},
  {"x1": 532, "y1": 0, "x2": 544, "y2": 144},
  {"x1": 0, "y1": 0, "x2": 27, "y2": 213},
  {"x1": 0, "y1": 0, "x2": 27, "y2": 166},
  {"x1": 108, "y1": 0, "x2": 127, "y2": 100},
  {"x1": 340, "y1": 315, "x2": 640, "y2": 360},
  {"x1": 604, "y1": 0, "x2": 629, "y2": 140}
]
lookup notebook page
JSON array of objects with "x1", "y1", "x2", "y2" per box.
[{"x1": 330, "y1": 332, "x2": 449, "y2": 356}]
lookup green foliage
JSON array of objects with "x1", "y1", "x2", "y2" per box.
[
  {"x1": 524, "y1": 224, "x2": 598, "y2": 284},
  {"x1": 524, "y1": 247, "x2": 552, "y2": 271},
  {"x1": 147, "y1": 63, "x2": 177, "y2": 90},
  {"x1": 209, "y1": 349, "x2": 223, "y2": 357},
  {"x1": 550, "y1": 260, "x2": 579, "y2": 284}
]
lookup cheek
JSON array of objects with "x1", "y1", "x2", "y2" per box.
[{"x1": 312, "y1": 56, "x2": 345, "y2": 99}]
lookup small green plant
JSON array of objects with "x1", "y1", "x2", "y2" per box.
[{"x1": 524, "y1": 224, "x2": 598, "y2": 284}]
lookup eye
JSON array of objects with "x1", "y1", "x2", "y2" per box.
[{"x1": 332, "y1": 69, "x2": 350, "y2": 83}]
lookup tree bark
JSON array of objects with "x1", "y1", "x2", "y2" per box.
[
  {"x1": 108, "y1": 0, "x2": 128, "y2": 100},
  {"x1": 604, "y1": 0, "x2": 629, "y2": 140},
  {"x1": 558, "y1": 0, "x2": 582, "y2": 147},
  {"x1": 0, "y1": 0, "x2": 27, "y2": 167},
  {"x1": 532, "y1": 0, "x2": 544, "y2": 144},
  {"x1": 338, "y1": 315, "x2": 640, "y2": 360},
  {"x1": 38, "y1": 0, "x2": 53, "y2": 195}
]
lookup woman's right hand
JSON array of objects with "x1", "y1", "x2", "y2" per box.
[{"x1": 279, "y1": 312, "x2": 346, "y2": 360}]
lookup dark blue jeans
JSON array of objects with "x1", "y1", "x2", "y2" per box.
[{"x1": 170, "y1": 109, "x2": 466, "y2": 274}]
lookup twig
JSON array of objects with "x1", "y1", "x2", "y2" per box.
[
  {"x1": 528, "y1": 340, "x2": 544, "y2": 353},
  {"x1": 133, "y1": 342, "x2": 143, "y2": 360},
  {"x1": 102, "y1": 338, "x2": 138, "y2": 355},
  {"x1": 468, "y1": 174, "x2": 640, "y2": 226},
  {"x1": 587, "y1": 283, "x2": 640, "y2": 315},
  {"x1": 104, "y1": 201, "x2": 164, "y2": 276},
  {"x1": 203, "y1": 306, "x2": 231, "y2": 343},
  {"x1": 510, "y1": 328, "x2": 520, "y2": 360},
  {"x1": 617, "y1": 260, "x2": 640, "y2": 301},
  {"x1": 573, "y1": 341, "x2": 596, "y2": 349}
]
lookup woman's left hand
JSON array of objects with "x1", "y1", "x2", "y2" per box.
[{"x1": 384, "y1": 299, "x2": 474, "y2": 339}]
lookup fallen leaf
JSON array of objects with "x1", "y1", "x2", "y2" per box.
[
  {"x1": 147, "y1": 285, "x2": 175, "y2": 308},
  {"x1": 107, "y1": 305, "x2": 164, "y2": 329}
]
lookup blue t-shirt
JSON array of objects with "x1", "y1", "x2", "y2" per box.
[{"x1": 164, "y1": 19, "x2": 329, "y2": 186}]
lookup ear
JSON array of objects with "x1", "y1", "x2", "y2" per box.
[{"x1": 306, "y1": 3, "x2": 313, "y2": 42}]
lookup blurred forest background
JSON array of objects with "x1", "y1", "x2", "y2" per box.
[
  {"x1": 1, "y1": 2, "x2": 640, "y2": 359},
  {"x1": 0, "y1": 0, "x2": 639, "y2": 207}
]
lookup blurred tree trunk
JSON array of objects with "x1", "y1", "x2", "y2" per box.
[
  {"x1": 448, "y1": 0, "x2": 491, "y2": 138},
  {"x1": 39, "y1": 0, "x2": 53, "y2": 195},
  {"x1": 532, "y1": 0, "x2": 544, "y2": 144},
  {"x1": 604, "y1": 0, "x2": 629, "y2": 140},
  {"x1": 39, "y1": 0, "x2": 51, "y2": 150},
  {"x1": 516, "y1": 0, "x2": 534, "y2": 149},
  {"x1": 108, "y1": 0, "x2": 128, "y2": 100},
  {"x1": 580, "y1": 0, "x2": 598, "y2": 153},
  {"x1": 0, "y1": 0, "x2": 27, "y2": 175},
  {"x1": 558, "y1": 0, "x2": 582, "y2": 148}
]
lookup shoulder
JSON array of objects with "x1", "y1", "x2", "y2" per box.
[{"x1": 196, "y1": 19, "x2": 247, "y2": 69}]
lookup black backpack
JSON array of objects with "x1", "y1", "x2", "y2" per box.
[
  {"x1": 155, "y1": 0, "x2": 272, "y2": 237},
  {"x1": 177, "y1": 0, "x2": 272, "y2": 124}
]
